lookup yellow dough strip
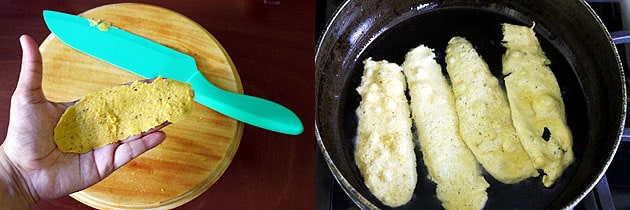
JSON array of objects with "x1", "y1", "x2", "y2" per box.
[
  {"x1": 402, "y1": 45, "x2": 489, "y2": 210},
  {"x1": 54, "y1": 76, "x2": 194, "y2": 153},
  {"x1": 354, "y1": 58, "x2": 417, "y2": 207},
  {"x1": 445, "y1": 37, "x2": 538, "y2": 184},
  {"x1": 502, "y1": 23, "x2": 574, "y2": 187}
]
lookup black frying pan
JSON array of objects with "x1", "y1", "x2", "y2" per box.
[{"x1": 315, "y1": 0, "x2": 627, "y2": 209}]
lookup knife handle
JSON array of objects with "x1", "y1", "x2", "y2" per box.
[{"x1": 188, "y1": 72, "x2": 304, "y2": 135}]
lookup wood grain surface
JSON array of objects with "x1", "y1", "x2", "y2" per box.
[
  {"x1": 0, "y1": 0, "x2": 314, "y2": 209},
  {"x1": 41, "y1": 3, "x2": 242, "y2": 208}
]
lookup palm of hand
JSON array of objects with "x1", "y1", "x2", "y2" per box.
[
  {"x1": 4, "y1": 92, "x2": 110, "y2": 201},
  {"x1": 0, "y1": 35, "x2": 166, "y2": 204}
]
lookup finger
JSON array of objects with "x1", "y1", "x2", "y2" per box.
[
  {"x1": 16, "y1": 35, "x2": 45, "y2": 103},
  {"x1": 63, "y1": 99, "x2": 79, "y2": 107},
  {"x1": 113, "y1": 131, "x2": 166, "y2": 169},
  {"x1": 120, "y1": 122, "x2": 171, "y2": 143},
  {"x1": 18, "y1": 35, "x2": 43, "y2": 92}
]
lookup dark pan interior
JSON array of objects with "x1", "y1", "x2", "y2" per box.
[{"x1": 315, "y1": 0, "x2": 625, "y2": 209}]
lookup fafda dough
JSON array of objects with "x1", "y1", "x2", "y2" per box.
[
  {"x1": 445, "y1": 36, "x2": 539, "y2": 184},
  {"x1": 53, "y1": 76, "x2": 194, "y2": 153},
  {"x1": 402, "y1": 45, "x2": 489, "y2": 210},
  {"x1": 502, "y1": 23, "x2": 574, "y2": 187},
  {"x1": 354, "y1": 58, "x2": 417, "y2": 207}
]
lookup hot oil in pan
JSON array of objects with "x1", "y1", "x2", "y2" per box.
[{"x1": 342, "y1": 8, "x2": 587, "y2": 209}]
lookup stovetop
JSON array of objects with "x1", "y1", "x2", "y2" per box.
[
  {"x1": 315, "y1": 0, "x2": 630, "y2": 209},
  {"x1": 579, "y1": 1, "x2": 630, "y2": 209}
]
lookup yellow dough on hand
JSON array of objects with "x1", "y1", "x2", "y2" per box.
[{"x1": 53, "y1": 76, "x2": 194, "y2": 153}]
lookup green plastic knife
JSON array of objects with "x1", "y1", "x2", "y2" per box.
[{"x1": 42, "y1": 10, "x2": 303, "y2": 135}]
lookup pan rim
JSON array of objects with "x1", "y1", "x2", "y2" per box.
[{"x1": 315, "y1": 0, "x2": 627, "y2": 209}]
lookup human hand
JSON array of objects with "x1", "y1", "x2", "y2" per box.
[{"x1": 0, "y1": 35, "x2": 166, "y2": 209}]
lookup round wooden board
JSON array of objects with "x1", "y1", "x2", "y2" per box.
[{"x1": 40, "y1": 3, "x2": 243, "y2": 209}]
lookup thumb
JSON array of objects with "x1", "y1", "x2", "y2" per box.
[{"x1": 15, "y1": 35, "x2": 46, "y2": 104}]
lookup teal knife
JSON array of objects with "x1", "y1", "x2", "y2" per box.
[{"x1": 42, "y1": 10, "x2": 303, "y2": 135}]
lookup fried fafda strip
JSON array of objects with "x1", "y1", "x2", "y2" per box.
[
  {"x1": 502, "y1": 23, "x2": 574, "y2": 187},
  {"x1": 402, "y1": 45, "x2": 489, "y2": 210},
  {"x1": 445, "y1": 36, "x2": 538, "y2": 184},
  {"x1": 354, "y1": 58, "x2": 417, "y2": 207}
]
